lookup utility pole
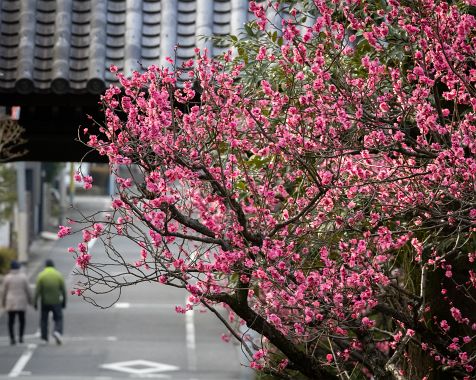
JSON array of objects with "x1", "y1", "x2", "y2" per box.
[
  {"x1": 69, "y1": 162, "x2": 75, "y2": 206},
  {"x1": 109, "y1": 165, "x2": 116, "y2": 196},
  {"x1": 15, "y1": 161, "x2": 28, "y2": 263},
  {"x1": 58, "y1": 165, "x2": 67, "y2": 225}
]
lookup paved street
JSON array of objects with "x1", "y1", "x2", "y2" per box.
[{"x1": 0, "y1": 197, "x2": 252, "y2": 380}]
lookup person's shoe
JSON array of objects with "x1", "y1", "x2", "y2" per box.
[
  {"x1": 39, "y1": 339, "x2": 48, "y2": 345},
  {"x1": 53, "y1": 331, "x2": 62, "y2": 345},
  {"x1": 19, "y1": 337, "x2": 24, "y2": 344},
  {"x1": 10, "y1": 339, "x2": 16, "y2": 345}
]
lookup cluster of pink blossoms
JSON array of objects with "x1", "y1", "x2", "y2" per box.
[{"x1": 62, "y1": 1, "x2": 476, "y2": 379}]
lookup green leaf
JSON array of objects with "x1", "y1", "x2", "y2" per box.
[
  {"x1": 246, "y1": 155, "x2": 273, "y2": 169},
  {"x1": 244, "y1": 24, "x2": 255, "y2": 37},
  {"x1": 234, "y1": 180, "x2": 247, "y2": 191},
  {"x1": 271, "y1": 31, "x2": 278, "y2": 42}
]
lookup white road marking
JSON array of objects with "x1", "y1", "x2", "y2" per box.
[
  {"x1": 114, "y1": 302, "x2": 131, "y2": 308},
  {"x1": 185, "y1": 249, "x2": 198, "y2": 372},
  {"x1": 110, "y1": 303, "x2": 180, "y2": 308},
  {"x1": 185, "y1": 306, "x2": 197, "y2": 371},
  {"x1": 39, "y1": 231, "x2": 59, "y2": 241},
  {"x1": 100, "y1": 360, "x2": 178, "y2": 375},
  {"x1": 8, "y1": 343, "x2": 37, "y2": 377},
  {"x1": 87, "y1": 236, "x2": 99, "y2": 251}
]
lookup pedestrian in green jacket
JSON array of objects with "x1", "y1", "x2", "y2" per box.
[{"x1": 34, "y1": 259, "x2": 66, "y2": 345}]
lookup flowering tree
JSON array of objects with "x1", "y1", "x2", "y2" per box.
[{"x1": 63, "y1": 1, "x2": 476, "y2": 379}]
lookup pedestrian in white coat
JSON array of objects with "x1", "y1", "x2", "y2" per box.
[{"x1": 1, "y1": 260, "x2": 32, "y2": 345}]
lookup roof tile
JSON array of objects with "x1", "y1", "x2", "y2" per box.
[
  {"x1": 2, "y1": 11, "x2": 20, "y2": 23},
  {"x1": 72, "y1": 1, "x2": 90, "y2": 12},
  {"x1": 177, "y1": 1, "x2": 194, "y2": 13},
  {"x1": 107, "y1": 1, "x2": 126, "y2": 13},
  {"x1": 1, "y1": 22, "x2": 20, "y2": 35},
  {"x1": 143, "y1": 1, "x2": 161, "y2": 12},
  {"x1": 37, "y1": 0, "x2": 56, "y2": 12},
  {"x1": 1, "y1": 48, "x2": 18, "y2": 58},
  {"x1": 2, "y1": 1, "x2": 20, "y2": 12},
  {"x1": 1, "y1": 35, "x2": 19, "y2": 47}
]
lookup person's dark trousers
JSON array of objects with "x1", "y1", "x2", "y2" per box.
[
  {"x1": 8, "y1": 311, "x2": 25, "y2": 344},
  {"x1": 40, "y1": 304, "x2": 63, "y2": 341}
]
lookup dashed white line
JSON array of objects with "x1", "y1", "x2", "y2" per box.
[
  {"x1": 114, "y1": 302, "x2": 130, "y2": 309},
  {"x1": 185, "y1": 306, "x2": 197, "y2": 372}
]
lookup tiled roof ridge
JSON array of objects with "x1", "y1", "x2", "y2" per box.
[{"x1": 0, "y1": 0, "x2": 255, "y2": 95}]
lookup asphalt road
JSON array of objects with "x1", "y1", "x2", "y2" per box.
[{"x1": 0, "y1": 196, "x2": 253, "y2": 380}]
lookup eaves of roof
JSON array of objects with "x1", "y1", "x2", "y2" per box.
[{"x1": 0, "y1": 0, "x2": 252, "y2": 96}]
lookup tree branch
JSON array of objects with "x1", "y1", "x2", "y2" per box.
[{"x1": 207, "y1": 292, "x2": 338, "y2": 380}]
